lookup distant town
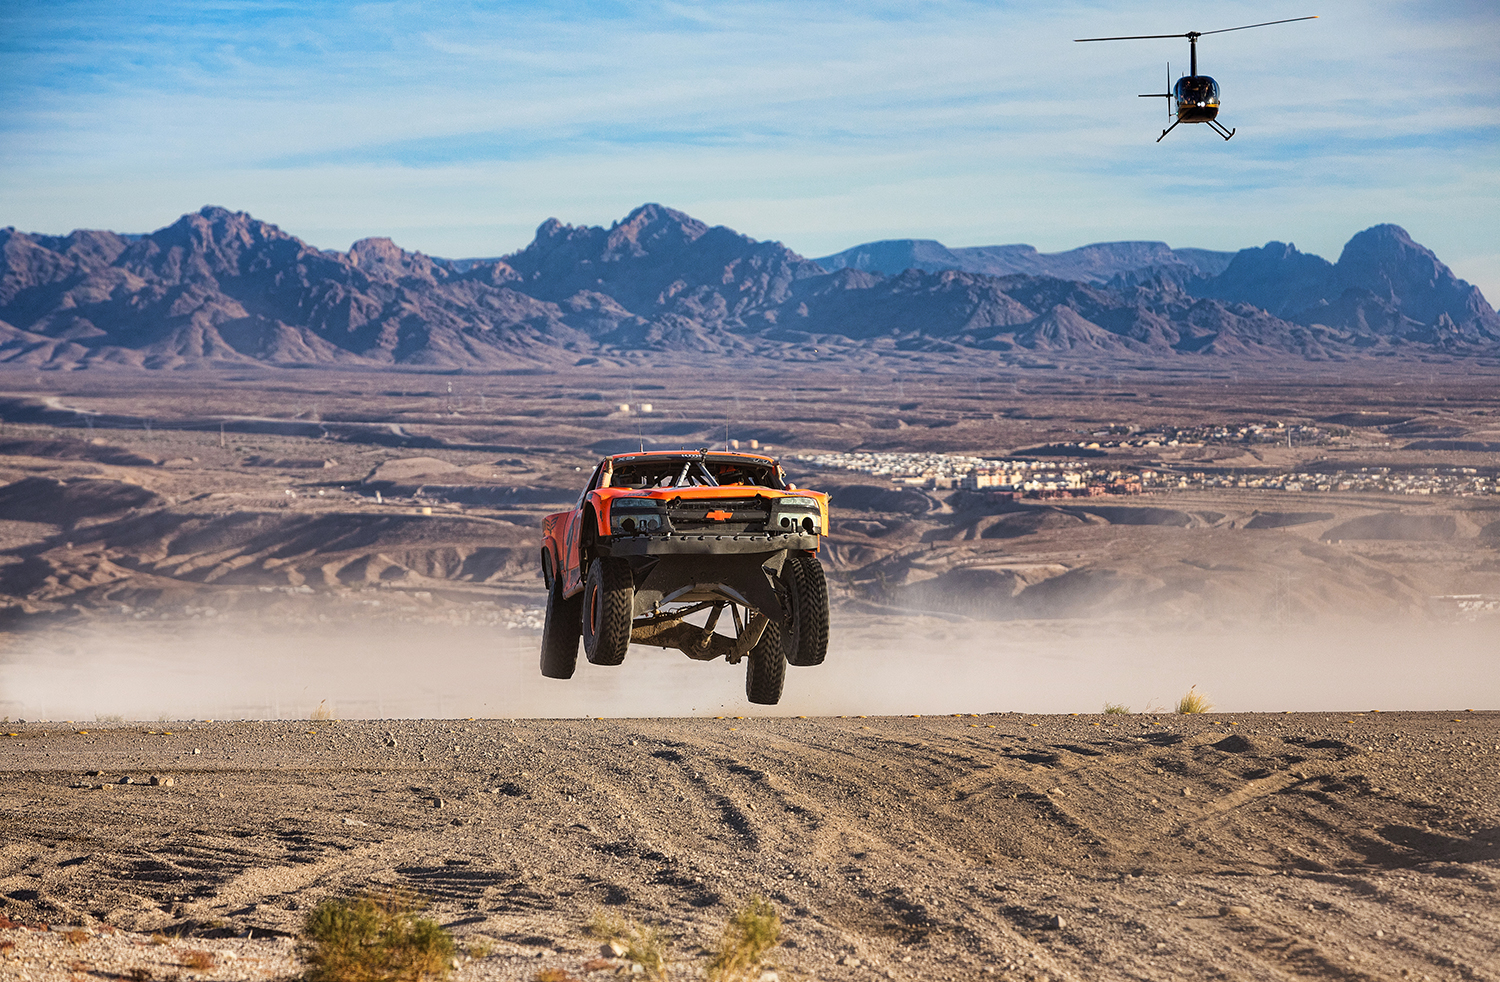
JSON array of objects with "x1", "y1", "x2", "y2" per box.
[
  {"x1": 1082, "y1": 421, "x2": 1340, "y2": 448},
  {"x1": 791, "y1": 449, "x2": 1498, "y2": 498}
]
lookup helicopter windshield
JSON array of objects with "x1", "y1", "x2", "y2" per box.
[{"x1": 1174, "y1": 76, "x2": 1221, "y2": 106}]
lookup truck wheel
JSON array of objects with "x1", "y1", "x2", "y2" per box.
[
  {"x1": 746, "y1": 617, "x2": 786, "y2": 705},
  {"x1": 781, "y1": 552, "x2": 829, "y2": 667},
  {"x1": 583, "y1": 557, "x2": 633, "y2": 666},
  {"x1": 540, "y1": 578, "x2": 582, "y2": 679}
]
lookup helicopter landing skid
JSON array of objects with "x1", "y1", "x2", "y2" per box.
[
  {"x1": 1156, "y1": 118, "x2": 1236, "y2": 142},
  {"x1": 1207, "y1": 118, "x2": 1236, "y2": 140}
]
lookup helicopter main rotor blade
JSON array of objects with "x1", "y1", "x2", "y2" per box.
[
  {"x1": 1198, "y1": 15, "x2": 1317, "y2": 36},
  {"x1": 1075, "y1": 16, "x2": 1315, "y2": 43},
  {"x1": 1075, "y1": 33, "x2": 1189, "y2": 41}
]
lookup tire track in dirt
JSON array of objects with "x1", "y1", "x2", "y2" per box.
[{"x1": 2, "y1": 713, "x2": 1497, "y2": 982}]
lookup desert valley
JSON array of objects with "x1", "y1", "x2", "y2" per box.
[{"x1": 1, "y1": 204, "x2": 1497, "y2": 981}]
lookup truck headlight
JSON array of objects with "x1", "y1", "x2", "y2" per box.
[
  {"x1": 610, "y1": 502, "x2": 663, "y2": 533},
  {"x1": 772, "y1": 497, "x2": 821, "y2": 533}
]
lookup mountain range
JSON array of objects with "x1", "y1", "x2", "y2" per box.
[
  {"x1": 1, "y1": 204, "x2": 1495, "y2": 370},
  {"x1": 814, "y1": 239, "x2": 1237, "y2": 284}
]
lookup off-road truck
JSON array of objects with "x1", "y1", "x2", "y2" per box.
[{"x1": 539, "y1": 449, "x2": 829, "y2": 704}]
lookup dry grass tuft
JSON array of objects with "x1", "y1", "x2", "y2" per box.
[
  {"x1": 588, "y1": 911, "x2": 670, "y2": 980},
  {"x1": 181, "y1": 949, "x2": 215, "y2": 970},
  {"x1": 534, "y1": 970, "x2": 580, "y2": 982},
  {"x1": 1103, "y1": 702, "x2": 1131, "y2": 715},
  {"x1": 310, "y1": 700, "x2": 333, "y2": 721},
  {"x1": 707, "y1": 897, "x2": 781, "y2": 982},
  {"x1": 63, "y1": 928, "x2": 90, "y2": 945},
  {"x1": 1177, "y1": 686, "x2": 1213, "y2": 715},
  {"x1": 297, "y1": 889, "x2": 454, "y2": 982}
]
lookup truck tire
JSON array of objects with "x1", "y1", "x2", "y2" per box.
[
  {"x1": 583, "y1": 557, "x2": 633, "y2": 666},
  {"x1": 745, "y1": 617, "x2": 786, "y2": 705},
  {"x1": 781, "y1": 552, "x2": 829, "y2": 667},
  {"x1": 540, "y1": 577, "x2": 582, "y2": 679}
]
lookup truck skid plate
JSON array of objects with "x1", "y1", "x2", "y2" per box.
[{"x1": 630, "y1": 552, "x2": 786, "y2": 620}]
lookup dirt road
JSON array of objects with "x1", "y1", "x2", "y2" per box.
[{"x1": 2, "y1": 712, "x2": 1497, "y2": 981}]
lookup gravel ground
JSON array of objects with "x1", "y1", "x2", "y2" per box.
[{"x1": 2, "y1": 712, "x2": 1498, "y2": 981}]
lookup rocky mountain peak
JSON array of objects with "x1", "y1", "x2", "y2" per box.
[
  {"x1": 604, "y1": 203, "x2": 709, "y2": 258},
  {"x1": 348, "y1": 236, "x2": 405, "y2": 264},
  {"x1": 502, "y1": 204, "x2": 819, "y2": 318},
  {"x1": 116, "y1": 206, "x2": 311, "y2": 286},
  {"x1": 1194, "y1": 240, "x2": 1336, "y2": 318},
  {"x1": 1333, "y1": 223, "x2": 1492, "y2": 326},
  {"x1": 347, "y1": 237, "x2": 445, "y2": 283},
  {"x1": 1336, "y1": 224, "x2": 1438, "y2": 290}
]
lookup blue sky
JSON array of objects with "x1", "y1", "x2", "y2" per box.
[{"x1": 3, "y1": 1, "x2": 1498, "y2": 299}]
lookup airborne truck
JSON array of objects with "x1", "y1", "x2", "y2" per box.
[{"x1": 539, "y1": 449, "x2": 830, "y2": 705}]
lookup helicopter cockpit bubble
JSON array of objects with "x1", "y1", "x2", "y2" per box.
[{"x1": 1173, "y1": 76, "x2": 1222, "y2": 121}]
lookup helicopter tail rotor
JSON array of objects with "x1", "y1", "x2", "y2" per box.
[{"x1": 1137, "y1": 63, "x2": 1173, "y2": 113}]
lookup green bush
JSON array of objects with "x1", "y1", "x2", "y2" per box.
[{"x1": 298, "y1": 890, "x2": 454, "y2": 982}]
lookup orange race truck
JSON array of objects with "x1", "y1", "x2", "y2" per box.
[{"x1": 539, "y1": 448, "x2": 829, "y2": 705}]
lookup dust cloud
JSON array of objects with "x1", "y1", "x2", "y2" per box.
[{"x1": 1, "y1": 613, "x2": 1493, "y2": 721}]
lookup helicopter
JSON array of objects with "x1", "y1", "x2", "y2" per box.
[{"x1": 1076, "y1": 16, "x2": 1316, "y2": 142}]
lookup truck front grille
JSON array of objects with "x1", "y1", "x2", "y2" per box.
[{"x1": 666, "y1": 496, "x2": 771, "y2": 534}]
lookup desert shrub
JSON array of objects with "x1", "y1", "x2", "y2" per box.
[
  {"x1": 1176, "y1": 686, "x2": 1213, "y2": 715},
  {"x1": 1103, "y1": 702, "x2": 1131, "y2": 715},
  {"x1": 298, "y1": 890, "x2": 454, "y2": 982},
  {"x1": 181, "y1": 950, "x2": 215, "y2": 970},
  {"x1": 706, "y1": 897, "x2": 781, "y2": 982},
  {"x1": 588, "y1": 911, "x2": 670, "y2": 980},
  {"x1": 310, "y1": 700, "x2": 333, "y2": 721}
]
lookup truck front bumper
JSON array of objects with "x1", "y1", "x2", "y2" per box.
[{"x1": 600, "y1": 532, "x2": 819, "y2": 557}]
